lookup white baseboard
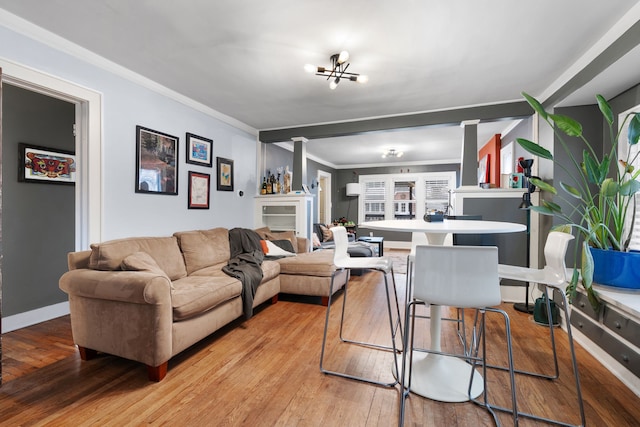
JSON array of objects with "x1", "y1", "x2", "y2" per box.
[{"x1": 2, "y1": 301, "x2": 70, "y2": 333}]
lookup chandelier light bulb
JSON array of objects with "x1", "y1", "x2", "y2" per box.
[
  {"x1": 382, "y1": 148, "x2": 404, "y2": 158},
  {"x1": 337, "y1": 50, "x2": 349, "y2": 64},
  {"x1": 329, "y1": 78, "x2": 339, "y2": 90},
  {"x1": 304, "y1": 63, "x2": 316, "y2": 73},
  {"x1": 356, "y1": 75, "x2": 369, "y2": 84}
]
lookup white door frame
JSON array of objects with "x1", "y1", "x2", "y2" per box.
[{"x1": 0, "y1": 58, "x2": 103, "y2": 248}]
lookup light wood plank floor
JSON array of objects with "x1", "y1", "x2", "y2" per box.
[{"x1": 2, "y1": 257, "x2": 640, "y2": 426}]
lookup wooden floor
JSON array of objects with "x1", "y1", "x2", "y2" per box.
[{"x1": 2, "y1": 257, "x2": 640, "y2": 426}]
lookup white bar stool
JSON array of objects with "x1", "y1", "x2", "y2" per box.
[
  {"x1": 496, "y1": 231, "x2": 585, "y2": 427},
  {"x1": 320, "y1": 226, "x2": 403, "y2": 387}
]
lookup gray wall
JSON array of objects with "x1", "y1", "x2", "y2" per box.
[
  {"x1": 2, "y1": 84, "x2": 75, "y2": 316},
  {"x1": 553, "y1": 104, "x2": 603, "y2": 266}
]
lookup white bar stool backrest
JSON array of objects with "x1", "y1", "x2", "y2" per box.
[
  {"x1": 414, "y1": 245, "x2": 501, "y2": 308},
  {"x1": 331, "y1": 226, "x2": 351, "y2": 268},
  {"x1": 543, "y1": 231, "x2": 575, "y2": 281}
]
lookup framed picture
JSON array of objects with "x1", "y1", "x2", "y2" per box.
[
  {"x1": 186, "y1": 133, "x2": 213, "y2": 167},
  {"x1": 477, "y1": 154, "x2": 489, "y2": 184},
  {"x1": 135, "y1": 125, "x2": 178, "y2": 195},
  {"x1": 18, "y1": 143, "x2": 76, "y2": 185},
  {"x1": 216, "y1": 157, "x2": 234, "y2": 191},
  {"x1": 188, "y1": 171, "x2": 210, "y2": 209},
  {"x1": 302, "y1": 184, "x2": 311, "y2": 194},
  {"x1": 500, "y1": 141, "x2": 515, "y2": 174}
]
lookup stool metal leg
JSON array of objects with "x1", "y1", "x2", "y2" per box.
[
  {"x1": 471, "y1": 289, "x2": 585, "y2": 427},
  {"x1": 320, "y1": 268, "x2": 400, "y2": 387},
  {"x1": 338, "y1": 268, "x2": 403, "y2": 353}
]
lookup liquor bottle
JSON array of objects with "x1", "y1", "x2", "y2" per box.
[
  {"x1": 266, "y1": 175, "x2": 272, "y2": 194},
  {"x1": 261, "y1": 177, "x2": 267, "y2": 195}
]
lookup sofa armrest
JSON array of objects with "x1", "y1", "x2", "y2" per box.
[
  {"x1": 296, "y1": 237, "x2": 310, "y2": 253},
  {"x1": 59, "y1": 269, "x2": 172, "y2": 305}
]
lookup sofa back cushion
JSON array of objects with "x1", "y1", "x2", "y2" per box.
[
  {"x1": 174, "y1": 228, "x2": 230, "y2": 275},
  {"x1": 89, "y1": 236, "x2": 187, "y2": 280}
]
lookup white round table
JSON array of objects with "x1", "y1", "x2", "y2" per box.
[{"x1": 360, "y1": 219, "x2": 526, "y2": 402}]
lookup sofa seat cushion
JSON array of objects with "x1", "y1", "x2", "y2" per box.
[
  {"x1": 174, "y1": 228, "x2": 230, "y2": 275},
  {"x1": 89, "y1": 236, "x2": 187, "y2": 281},
  {"x1": 276, "y1": 250, "x2": 337, "y2": 277},
  {"x1": 171, "y1": 275, "x2": 242, "y2": 321}
]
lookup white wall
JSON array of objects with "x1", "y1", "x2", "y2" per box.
[{"x1": 0, "y1": 21, "x2": 258, "y2": 241}]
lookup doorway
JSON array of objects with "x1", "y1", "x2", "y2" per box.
[
  {"x1": 317, "y1": 170, "x2": 331, "y2": 224},
  {"x1": 0, "y1": 60, "x2": 103, "y2": 386}
]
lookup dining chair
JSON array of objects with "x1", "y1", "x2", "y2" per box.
[
  {"x1": 399, "y1": 245, "x2": 518, "y2": 426},
  {"x1": 495, "y1": 231, "x2": 585, "y2": 427},
  {"x1": 320, "y1": 226, "x2": 403, "y2": 387},
  {"x1": 405, "y1": 232, "x2": 466, "y2": 350}
]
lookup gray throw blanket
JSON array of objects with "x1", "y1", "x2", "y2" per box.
[{"x1": 222, "y1": 228, "x2": 264, "y2": 319}]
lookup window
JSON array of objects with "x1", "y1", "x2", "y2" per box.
[
  {"x1": 619, "y1": 104, "x2": 640, "y2": 251},
  {"x1": 359, "y1": 172, "x2": 456, "y2": 222},
  {"x1": 394, "y1": 180, "x2": 415, "y2": 219},
  {"x1": 363, "y1": 180, "x2": 386, "y2": 221},
  {"x1": 424, "y1": 177, "x2": 452, "y2": 213}
]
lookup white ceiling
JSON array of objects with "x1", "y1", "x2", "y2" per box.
[{"x1": 1, "y1": 1, "x2": 639, "y2": 168}]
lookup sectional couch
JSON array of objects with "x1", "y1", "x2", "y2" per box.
[{"x1": 59, "y1": 227, "x2": 349, "y2": 381}]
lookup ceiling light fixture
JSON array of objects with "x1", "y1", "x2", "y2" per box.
[
  {"x1": 382, "y1": 148, "x2": 404, "y2": 158},
  {"x1": 305, "y1": 51, "x2": 368, "y2": 90}
]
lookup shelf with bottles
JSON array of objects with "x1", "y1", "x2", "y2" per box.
[{"x1": 259, "y1": 166, "x2": 293, "y2": 196}]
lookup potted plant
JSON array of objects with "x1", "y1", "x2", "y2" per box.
[{"x1": 517, "y1": 92, "x2": 640, "y2": 310}]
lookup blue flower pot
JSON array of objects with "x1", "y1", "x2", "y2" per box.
[{"x1": 589, "y1": 247, "x2": 640, "y2": 289}]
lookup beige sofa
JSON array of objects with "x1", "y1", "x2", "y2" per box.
[{"x1": 59, "y1": 227, "x2": 348, "y2": 381}]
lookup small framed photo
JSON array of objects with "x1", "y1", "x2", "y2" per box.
[
  {"x1": 188, "y1": 171, "x2": 210, "y2": 209},
  {"x1": 18, "y1": 143, "x2": 76, "y2": 185},
  {"x1": 216, "y1": 157, "x2": 234, "y2": 191},
  {"x1": 302, "y1": 184, "x2": 311, "y2": 194},
  {"x1": 477, "y1": 154, "x2": 489, "y2": 184},
  {"x1": 186, "y1": 133, "x2": 213, "y2": 167},
  {"x1": 135, "y1": 125, "x2": 178, "y2": 195}
]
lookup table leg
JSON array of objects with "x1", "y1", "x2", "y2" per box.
[{"x1": 404, "y1": 304, "x2": 483, "y2": 402}]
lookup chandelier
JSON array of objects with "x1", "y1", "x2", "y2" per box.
[
  {"x1": 304, "y1": 51, "x2": 368, "y2": 90},
  {"x1": 382, "y1": 148, "x2": 403, "y2": 158}
]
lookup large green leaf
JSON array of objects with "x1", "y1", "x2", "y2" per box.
[
  {"x1": 629, "y1": 113, "x2": 640, "y2": 146},
  {"x1": 620, "y1": 178, "x2": 640, "y2": 196},
  {"x1": 530, "y1": 205, "x2": 555, "y2": 216},
  {"x1": 596, "y1": 95, "x2": 614, "y2": 125},
  {"x1": 516, "y1": 138, "x2": 553, "y2": 160},
  {"x1": 566, "y1": 268, "x2": 580, "y2": 302},
  {"x1": 542, "y1": 200, "x2": 563, "y2": 213},
  {"x1": 549, "y1": 113, "x2": 583, "y2": 137},
  {"x1": 552, "y1": 224, "x2": 572, "y2": 233},
  {"x1": 522, "y1": 92, "x2": 548, "y2": 120},
  {"x1": 530, "y1": 177, "x2": 557, "y2": 194},
  {"x1": 583, "y1": 151, "x2": 603, "y2": 184},
  {"x1": 560, "y1": 181, "x2": 582, "y2": 198},
  {"x1": 600, "y1": 178, "x2": 619, "y2": 198},
  {"x1": 581, "y1": 242, "x2": 594, "y2": 291}
]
